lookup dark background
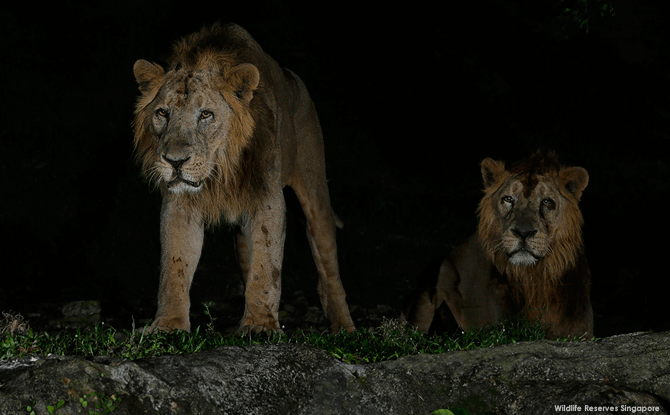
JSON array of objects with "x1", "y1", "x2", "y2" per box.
[{"x1": 1, "y1": 0, "x2": 667, "y2": 337}]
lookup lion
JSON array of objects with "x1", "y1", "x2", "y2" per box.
[
  {"x1": 405, "y1": 152, "x2": 593, "y2": 339},
  {"x1": 132, "y1": 23, "x2": 355, "y2": 334}
]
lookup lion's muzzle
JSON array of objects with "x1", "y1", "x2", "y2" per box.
[
  {"x1": 162, "y1": 155, "x2": 203, "y2": 193},
  {"x1": 506, "y1": 226, "x2": 543, "y2": 265}
]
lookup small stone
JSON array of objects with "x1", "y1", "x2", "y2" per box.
[{"x1": 62, "y1": 301, "x2": 101, "y2": 317}]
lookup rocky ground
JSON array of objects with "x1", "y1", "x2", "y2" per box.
[{"x1": 2, "y1": 330, "x2": 669, "y2": 415}]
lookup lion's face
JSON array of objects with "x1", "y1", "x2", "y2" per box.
[
  {"x1": 133, "y1": 59, "x2": 260, "y2": 195},
  {"x1": 494, "y1": 175, "x2": 564, "y2": 265},
  {"x1": 151, "y1": 70, "x2": 237, "y2": 194},
  {"x1": 477, "y1": 152, "x2": 589, "y2": 274}
]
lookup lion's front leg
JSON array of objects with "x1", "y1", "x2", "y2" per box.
[
  {"x1": 149, "y1": 198, "x2": 204, "y2": 333},
  {"x1": 237, "y1": 192, "x2": 286, "y2": 334},
  {"x1": 536, "y1": 299, "x2": 594, "y2": 339}
]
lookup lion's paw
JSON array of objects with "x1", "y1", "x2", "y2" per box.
[
  {"x1": 145, "y1": 316, "x2": 191, "y2": 334},
  {"x1": 330, "y1": 324, "x2": 356, "y2": 334},
  {"x1": 237, "y1": 323, "x2": 283, "y2": 336}
]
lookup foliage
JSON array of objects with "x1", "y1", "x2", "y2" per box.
[
  {"x1": 432, "y1": 409, "x2": 473, "y2": 415},
  {"x1": 556, "y1": 0, "x2": 615, "y2": 36},
  {"x1": 24, "y1": 394, "x2": 119, "y2": 415},
  {"x1": 0, "y1": 309, "x2": 594, "y2": 365}
]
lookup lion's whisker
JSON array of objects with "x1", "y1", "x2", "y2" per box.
[{"x1": 492, "y1": 239, "x2": 505, "y2": 253}]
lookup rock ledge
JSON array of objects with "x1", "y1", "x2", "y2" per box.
[{"x1": 1, "y1": 331, "x2": 669, "y2": 414}]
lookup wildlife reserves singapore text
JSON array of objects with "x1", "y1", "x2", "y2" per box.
[{"x1": 555, "y1": 405, "x2": 661, "y2": 413}]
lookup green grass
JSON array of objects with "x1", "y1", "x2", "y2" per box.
[{"x1": 0, "y1": 309, "x2": 592, "y2": 365}]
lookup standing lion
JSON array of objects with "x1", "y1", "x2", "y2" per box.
[
  {"x1": 405, "y1": 152, "x2": 593, "y2": 339},
  {"x1": 132, "y1": 23, "x2": 354, "y2": 334}
]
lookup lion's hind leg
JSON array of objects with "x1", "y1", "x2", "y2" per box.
[
  {"x1": 403, "y1": 290, "x2": 437, "y2": 333},
  {"x1": 287, "y1": 74, "x2": 354, "y2": 333},
  {"x1": 434, "y1": 257, "x2": 473, "y2": 332},
  {"x1": 291, "y1": 181, "x2": 355, "y2": 333},
  {"x1": 405, "y1": 257, "x2": 463, "y2": 334}
]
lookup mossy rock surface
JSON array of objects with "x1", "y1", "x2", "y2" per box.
[{"x1": 1, "y1": 332, "x2": 669, "y2": 414}]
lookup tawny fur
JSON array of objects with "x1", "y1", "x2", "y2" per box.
[
  {"x1": 133, "y1": 26, "x2": 270, "y2": 224},
  {"x1": 132, "y1": 23, "x2": 354, "y2": 334},
  {"x1": 406, "y1": 152, "x2": 593, "y2": 339}
]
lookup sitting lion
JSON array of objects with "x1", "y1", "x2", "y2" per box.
[
  {"x1": 132, "y1": 23, "x2": 354, "y2": 334},
  {"x1": 406, "y1": 152, "x2": 593, "y2": 339}
]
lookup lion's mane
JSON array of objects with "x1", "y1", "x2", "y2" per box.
[
  {"x1": 477, "y1": 151, "x2": 588, "y2": 316},
  {"x1": 132, "y1": 23, "x2": 274, "y2": 225}
]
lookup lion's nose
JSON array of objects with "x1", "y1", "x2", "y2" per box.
[
  {"x1": 163, "y1": 155, "x2": 190, "y2": 171},
  {"x1": 511, "y1": 228, "x2": 537, "y2": 241}
]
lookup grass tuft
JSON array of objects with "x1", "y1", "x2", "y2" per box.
[{"x1": 0, "y1": 310, "x2": 593, "y2": 365}]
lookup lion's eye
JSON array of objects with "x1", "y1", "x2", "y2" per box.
[
  {"x1": 501, "y1": 196, "x2": 514, "y2": 205},
  {"x1": 542, "y1": 198, "x2": 556, "y2": 210},
  {"x1": 156, "y1": 108, "x2": 168, "y2": 119},
  {"x1": 200, "y1": 110, "x2": 213, "y2": 120}
]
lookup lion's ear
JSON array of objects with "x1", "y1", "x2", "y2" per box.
[
  {"x1": 226, "y1": 63, "x2": 260, "y2": 102},
  {"x1": 481, "y1": 158, "x2": 506, "y2": 188},
  {"x1": 134, "y1": 60, "x2": 164, "y2": 93},
  {"x1": 559, "y1": 166, "x2": 589, "y2": 200}
]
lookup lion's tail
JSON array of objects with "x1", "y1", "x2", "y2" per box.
[{"x1": 334, "y1": 212, "x2": 344, "y2": 229}]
